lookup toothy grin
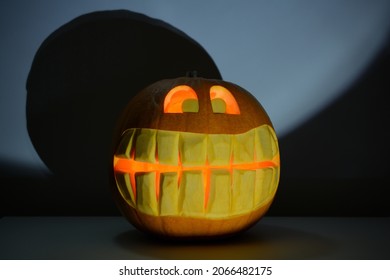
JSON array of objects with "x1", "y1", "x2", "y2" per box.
[{"x1": 113, "y1": 124, "x2": 280, "y2": 219}]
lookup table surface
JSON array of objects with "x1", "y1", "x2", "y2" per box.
[{"x1": 0, "y1": 216, "x2": 389, "y2": 260}]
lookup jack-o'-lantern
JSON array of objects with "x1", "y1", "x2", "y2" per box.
[{"x1": 112, "y1": 75, "x2": 280, "y2": 238}]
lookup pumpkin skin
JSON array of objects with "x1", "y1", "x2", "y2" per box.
[{"x1": 111, "y1": 77, "x2": 280, "y2": 238}]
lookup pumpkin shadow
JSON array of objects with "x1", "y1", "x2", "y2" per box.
[
  {"x1": 114, "y1": 222, "x2": 336, "y2": 259},
  {"x1": 25, "y1": 10, "x2": 221, "y2": 214}
]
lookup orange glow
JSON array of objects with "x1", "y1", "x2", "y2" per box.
[
  {"x1": 164, "y1": 85, "x2": 198, "y2": 113},
  {"x1": 202, "y1": 159, "x2": 211, "y2": 209},
  {"x1": 210, "y1": 85, "x2": 240, "y2": 114},
  {"x1": 114, "y1": 153, "x2": 279, "y2": 208}
]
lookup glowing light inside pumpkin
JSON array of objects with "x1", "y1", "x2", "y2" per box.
[
  {"x1": 113, "y1": 125, "x2": 280, "y2": 218},
  {"x1": 163, "y1": 85, "x2": 241, "y2": 114},
  {"x1": 114, "y1": 150, "x2": 278, "y2": 202},
  {"x1": 163, "y1": 85, "x2": 199, "y2": 113},
  {"x1": 210, "y1": 85, "x2": 240, "y2": 114}
]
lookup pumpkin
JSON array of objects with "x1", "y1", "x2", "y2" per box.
[{"x1": 111, "y1": 76, "x2": 280, "y2": 238}]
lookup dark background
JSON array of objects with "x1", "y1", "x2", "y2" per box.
[{"x1": 1, "y1": 4, "x2": 389, "y2": 218}]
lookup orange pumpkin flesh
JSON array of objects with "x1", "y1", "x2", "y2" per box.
[{"x1": 112, "y1": 77, "x2": 280, "y2": 238}]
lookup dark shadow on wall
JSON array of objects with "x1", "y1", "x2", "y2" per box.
[{"x1": 0, "y1": 10, "x2": 221, "y2": 216}]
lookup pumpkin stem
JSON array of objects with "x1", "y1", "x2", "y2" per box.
[{"x1": 186, "y1": 70, "x2": 198, "y2": 78}]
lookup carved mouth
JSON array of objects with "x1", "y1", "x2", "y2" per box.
[{"x1": 113, "y1": 124, "x2": 280, "y2": 219}]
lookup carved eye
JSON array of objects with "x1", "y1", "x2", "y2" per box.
[
  {"x1": 210, "y1": 85, "x2": 240, "y2": 114},
  {"x1": 164, "y1": 85, "x2": 199, "y2": 113}
]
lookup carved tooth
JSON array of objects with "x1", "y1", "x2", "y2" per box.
[
  {"x1": 206, "y1": 170, "x2": 231, "y2": 217},
  {"x1": 231, "y1": 170, "x2": 255, "y2": 215},
  {"x1": 254, "y1": 168, "x2": 276, "y2": 207},
  {"x1": 115, "y1": 129, "x2": 136, "y2": 158},
  {"x1": 255, "y1": 125, "x2": 278, "y2": 161},
  {"x1": 233, "y1": 129, "x2": 255, "y2": 163},
  {"x1": 271, "y1": 167, "x2": 280, "y2": 196},
  {"x1": 179, "y1": 132, "x2": 207, "y2": 166},
  {"x1": 136, "y1": 172, "x2": 159, "y2": 216},
  {"x1": 114, "y1": 173, "x2": 135, "y2": 208},
  {"x1": 159, "y1": 173, "x2": 179, "y2": 216},
  {"x1": 207, "y1": 134, "x2": 232, "y2": 166},
  {"x1": 157, "y1": 130, "x2": 179, "y2": 165},
  {"x1": 179, "y1": 171, "x2": 204, "y2": 217},
  {"x1": 135, "y1": 129, "x2": 157, "y2": 163}
]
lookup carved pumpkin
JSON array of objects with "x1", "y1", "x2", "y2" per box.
[{"x1": 112, "y1": 76, "x2": 280, "y2": 238}]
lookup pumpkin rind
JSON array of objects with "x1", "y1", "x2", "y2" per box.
[{"x1": 111, "y1": 77, "x2": 280, "y2": 238}]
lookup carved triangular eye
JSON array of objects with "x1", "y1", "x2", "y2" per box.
[
  {"x1": 164, "y1": 85, "x2": 199, "y2": 113},
  {"x1": 210, "y1": 85, "x2": 240, "y2": 114}
]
